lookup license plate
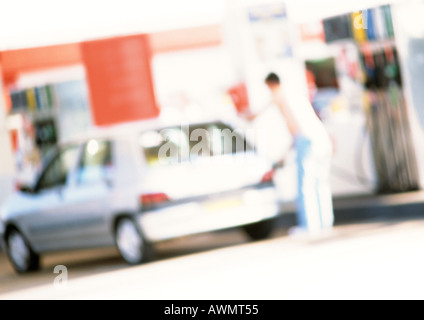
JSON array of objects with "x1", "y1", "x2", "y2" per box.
[{"x1": 203, "y1": 197, "x2": 243, "y2": 213}]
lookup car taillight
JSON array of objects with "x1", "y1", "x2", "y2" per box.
[
  {"x1": 14, "y1": 181, "x2": 21, "y2": 191},
  {"x1": 261, "y1": 169, "x2": 276, "y2": 184},
  {"x1": 140, "y1": 193, "x2": 170, "y2": 207}
]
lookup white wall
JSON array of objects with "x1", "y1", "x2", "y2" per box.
[
  {"x1": 152, "y1": 45, "x2": 239, "y2": 122},
  {"x1": 0, "y1": 0, "x2": 227, "y2": 51},
  {"x1": 0, "y1": 0, "x2": 411, "y2": 51}
]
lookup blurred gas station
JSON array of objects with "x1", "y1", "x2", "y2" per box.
[
  {"x1": 1, "y1": 0, "x2": 424, "y2": 210},
  {"x1": 3, "y1": 0, "x2": 424, "y2": 301}
]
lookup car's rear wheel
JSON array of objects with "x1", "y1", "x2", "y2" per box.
[
  {"x1": 243, "y1": 218, "x2": 275, "y2": 241},
  {"x1": 6, "y1": 228, "x2": 40, "y2": 273},
  {"x1": 115, "y1": 218, "x2": 153, "y2": 265}
]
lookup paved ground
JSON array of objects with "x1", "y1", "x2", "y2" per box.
[{"x1": 1, "y1": 212, "x2": 424, "y2": 300}]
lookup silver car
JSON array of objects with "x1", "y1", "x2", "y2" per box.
[{"x1": 0, "y1": 119, "x2": 282, "y2": 273}]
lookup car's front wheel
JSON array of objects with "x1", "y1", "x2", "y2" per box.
[
  {"x1": 115, "y1": 217, "x2": 153, "y2": 265},
  {"x1": 6, "y1": 228, "x2": 40, "y2": 273}
]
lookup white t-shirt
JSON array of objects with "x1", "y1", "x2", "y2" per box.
[
  {"x1": 274, "y1": 90, "x2": 332, "y2": 155},
  {"x1": 252, "y1": 105, "x2": 292, "y2": 163}
]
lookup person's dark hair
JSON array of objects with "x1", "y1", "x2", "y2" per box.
[{"x1": 265, "y1": 73, "x2": 280, "y2": 85}]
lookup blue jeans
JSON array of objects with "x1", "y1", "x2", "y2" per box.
[{"x1": 295, "y1": 135, "x2": 334, "y2": 232}]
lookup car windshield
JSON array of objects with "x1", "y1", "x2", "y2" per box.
[{"x1": 139, "y1": 122, "x2": 254, "y2": 166}]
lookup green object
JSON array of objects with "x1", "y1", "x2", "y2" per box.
[
  {"x1": 45, "y1": 85, "x2": 53, "y2": 108},
  {"x1": 383, "y1": 5, "x2": 395, "y2": 38},
  {"x1": 385, "y1": 64, "x2": 398, "y2": 79},
  {"x1": 388, "y1": 82, "x2": 399, "y2": 107}
]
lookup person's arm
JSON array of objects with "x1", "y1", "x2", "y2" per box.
[
  {"x1": 240, "y1": 103, "x2": 273, "y2": 122},
  {"x1": 270, "y1": 92, "x2": 299, "y2": 168},
  {"x1": 273, "y1": 139, "x2": 296, "y2": 169},
  {"x1": 274, "y1": 93, "x2": 300, "y2": 138}
]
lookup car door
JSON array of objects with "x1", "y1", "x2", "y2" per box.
[
  {"x1": 22, "y1": 144, "x2": 82, "y2": 252},
  {"x1": 61, "y1": 139, "x2": 115, "y2": 248}
]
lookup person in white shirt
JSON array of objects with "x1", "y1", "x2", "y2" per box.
[{"x1": 255, "y1": 72, "x2": 335, "y2": 234}]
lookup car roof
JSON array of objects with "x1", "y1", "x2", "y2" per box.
[{"x1": 61, "y1": 116, "x2": 241, "y2": 146}]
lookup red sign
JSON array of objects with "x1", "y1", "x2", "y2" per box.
[
  {"x1": 228, "y1": 83, "x2": 250, "y2": 114},
  {"x1": 300, "y1": 22, "x2": 326, "y2": 43},
  {"x1": 81, "y1": 35, "x2": 159, "y2": 126}
]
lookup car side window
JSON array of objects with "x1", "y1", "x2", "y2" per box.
[
  {"x1": 140, "y1": 123, "x2": 254, "y2": 167},
  {"x1": 141, "y1": 129, "x2": 189, "y2": 166},
  {"x1": 212, "y1": 124, "x2": 254, "y2": 154},
  {"x1": 189, "y1": 123, "x2": 253, "y2": 156},
  {"x1": 37, "y1": 145, "x2": 80, "y2": 191},
  {"x1": 78, "y1": 139, "x2": 113, "y2": 185}
]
